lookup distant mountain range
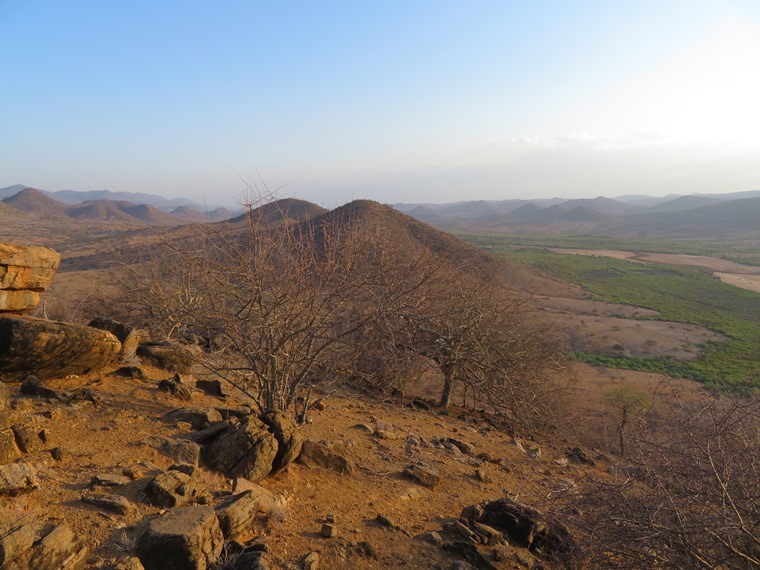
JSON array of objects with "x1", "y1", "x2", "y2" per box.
[
  {"x1": 0, "y1": 186, "x2": 236, "y2": 225},
  {"x1": 394, "y1": 190, "x2": 760, "y2": 236}
]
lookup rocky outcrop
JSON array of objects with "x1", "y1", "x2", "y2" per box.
[
  {"x1": 135, "y1": 506, "x2": 223, "y2": 570},
  {"x1": 481, "y1": 498, "x2": 579, "y2": 561},
  {"x1": 202, "y1": 417, "x2": 277, "y2": 482},
  {"x1": 0, "y1": 243, "x2": 60, "y2": 313},
  {"x1": 0, "y1": 315, "x2": 120, "y2": 381}
]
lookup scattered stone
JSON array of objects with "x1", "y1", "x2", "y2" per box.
[
  {"x1": 0, "y1": 315, "x2": 120, "y2": 380},
  {"x1": 135, "y1": 506, "x2": 223, "y2": 570},
  {"x1": 0, "y1": 427, "x2": 21, "y2": 463},
  {"x1": 195, "y1": 379, "x2": 228, "y2": 398},
  {"x1": 158, "y1": 374, "x2": 192, "y2": 401},
  {"x1": 11, "y1": 422, "x2": 46, "y2": 453},
  {"x1": 527, "y1": 446, "x2": 542, "y2": 460},
  {"x1": 88, "y1": 316, "x2": 141, "y2": 362},
  {"x1": 567, "y1": 446, "x2": 595, "y2": 466},
  {"x1": 91, "y1": 473, "x2": 132, "y2": 488},
  {"x1": 320, "y1": 523, "x2": 337, "y2": 538},
  {"x1": 20, "y1": 375, "x2": 60, "y2": 399},
  {"x1": 163, "y1": 408, "x2": 223, "y2": 430},
  {"x1": 297, "y1": 440, "x2": 354, "y2": 475},
  {"x1": 215, "y1": 490, "x2": 268, "y2": 540},
  {"x1": 410, "y1": 398, "x2": 430, "y2": 411},
  {"x1": 325, "y1": 514, "x2": 335, "y2": 524},
  {"x1": 414, "y1": 530, "x2": 444, "y2": 548},
  {"x1": 298, "y1": 551, "x2": 320, "y2": 570},
  {"x1": 476, "y1": 452, "x2": 500, "y2": 464},
  {"x1": 402, "y1": 464, "x2": 440, "y2": 489},
  {"x1": 474, "y1": 468, "x2": 493, "y2": 484},
  {"x1": 145, "y1": 469, "x2": 205, "y2": 508},
  {"x1": 259, "y1": 411, "x2": 303, "y2": 475},
  {"x1": 60, "y1": 388, "x2": 100, "y2": 406},
  {"x1": 351, "y1": 423, "x2": 374, "y2": 433},
  {"x1": 137, "y1": 342, "x2": 195, "y2": 373},
  {"x1": 29, "y1": 522, "x2": 88, "y2": 570},
  {"x1": 554, "y1": 457, "x2": 569, "y2": 467},
  {"x1": 49, "y1": 447, "x2": 64, "y2": 461},
  {"x1": 202, "y1": 416, "x2": 277, "y2": 482},
  {"x1": 158, "y1": 438, "x2": 201, "y2": 466},
  {"x1": 0, "y1": 462, "x2": 39, "y2": 495},
  {"x1": 451, "y1": 561, "x2": 478, "y2": 570},
  {"x1": 444, "y1": 438, "x2": 475, "y2": 455},
  {"x1": 311, "y1": 399, "x2": 325, "y2": 411},
  {"x1": 114, "y1": 366, "x2": 146, "y2": 380},
  {"x1": 510, "y1": 438, "x2": 526, "y2": 454},
  {"x1": 81, "y1": 491, "x2": 135, "y2": 515}
]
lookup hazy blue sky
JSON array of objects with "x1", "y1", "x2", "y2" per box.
[{"x1": 2, "y1": 1, "x2": 759, "y2": 206}]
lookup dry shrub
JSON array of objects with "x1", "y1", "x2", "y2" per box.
[{"x1": 563, "y1": 380, "x2": 759, "y2": 568}]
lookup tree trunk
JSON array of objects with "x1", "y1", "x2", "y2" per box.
[{"x1": 439, "y1": 368, "x2": 453, "y2": 408}]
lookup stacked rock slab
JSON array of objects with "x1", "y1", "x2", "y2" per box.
[
  {"x1": 0, "y1": 242, "x2": 121, "y2": 381},
  {"x1": 0, "y1": 243, "x2": 60, "y2": 313}
]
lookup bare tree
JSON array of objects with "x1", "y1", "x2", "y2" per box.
[{"x1": 122, "y1": 194, "x2": 375, "y2": 414}]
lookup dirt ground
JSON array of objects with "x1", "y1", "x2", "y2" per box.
[{"x1": 1, "y1": 363, "x2": 642, "y2": 569}]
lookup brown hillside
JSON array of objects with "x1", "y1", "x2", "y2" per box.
[
  {"x1": 301, "y1": 200, "x2": 537, "y2": 289},
  {"x1": 2, "y1": 187, "x2": 69, "y2": 217}
]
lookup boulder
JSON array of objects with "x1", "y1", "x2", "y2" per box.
[
  {"x1": 297, "y1": 440, "x2": 354, "y2": 475},
  {"x1": 28, "y1": 522, "x2": 88, "y2": 570},
  {"x1": 81, "y1": 491, "x2": 135, "y2": 515},
  {"x1": 158, "y1": 374, "x2": 193, "y2": 401},
  {"x1": 0, "y1": 244, "x2": 60, "y2": 291},
  {"x1": 88, "y1": 316, "x2": 141, "y2": 362},
  {"x1": 115, "y1": 557, "x2": 146, "y2": 570},
  {"x1": 158, "y1": 438, "x2": 201, "y2": 466},
  {"x1": 0, "y1": 462, "x2": 39, "y2": 495},
  {"x1": 145, "y1": 468, "x2": 206, "y2": 508},
  {"x1": 214, "y1": 490, "x2": 268, "y2": 539},
  {"x1": 0, "y1": 524, "x2": 37, "y2": 568},
  {"x1": 136, "y1": 506, "x2": 223, "y2": 570},
  {"x1": 259, "y1": 411, "x2": 302, "y2": 475},
  {"x1": 11, "y1": 422, "x2": 46, "y2": 454},
  {"x1": 402, "y1": 464, "x2": 440, "y2": 489},
  {"x1": 137, "y1": 342, "x2": 195, "y2": 373},
  {"x1": 0, "y1": 315, "x2": 120, "y2": 381},
  {"x1": 0, "y1": 244, "x2": 60, "y2": 313},
  {"x1": 195, "y1": 379, "x2": 228, "y2": 398},
  {"x1": 202, "y1": 417, "x2": 277, "y2": 482}
]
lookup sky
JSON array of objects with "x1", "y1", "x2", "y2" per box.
[{"x1": 2, "y1": 0, "x2": 760, "y2": 207}]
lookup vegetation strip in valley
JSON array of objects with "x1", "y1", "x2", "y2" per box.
[
  {"x1": 490, "y1": 248, "x2": 760, "y2": 389},
  {"x1": 459, "y1": 232, "x2": 760, "y2": 259}
]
